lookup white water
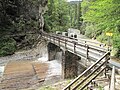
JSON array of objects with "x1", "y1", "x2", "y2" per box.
[
  {"x1": 37, "y1": 51, "x2": 62, "y2": 78},
  {"x1": 46, "y1": 60, "x2": 62, "y2": 77},
  {"x1": 0, "y1": 66, "x2": 5, "y2": 77},
  {"x1": 47, "y1": 51, "x2": 62, "y2": 77},
  {"x1": 37, "y1": 54, "x2": 48, "y2": 62}
]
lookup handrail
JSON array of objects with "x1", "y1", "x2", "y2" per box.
[
  {"x1": 80, "y1": 67, "x2": 106, "y2": 90},
  {"x1": 110, "y1": 66, "x2": 115, "y2": 90},
  {"x1": 42, "y1": 31, "x2": 108, "y2": 61},
  {"x1": 72, "y1": 58, "x2": 109, "y2": 89},
  {"x1": 42, "y1": 31, "x2": 107, "y2": 53},
  {"x1": 63, "y1": 51, "x2": 110, "y2": 90},
  {"x1": 52, "y1": 33, "x2": 102, "y2": 45},
  {"x1": 42, "y1": 31, "x2": 110, "y2": 89},
  {"x1": 51, "y1": 32, "x2": 107, "y2": 51}
]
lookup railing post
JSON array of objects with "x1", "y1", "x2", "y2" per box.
[
  {"x1": 86, "y1": 45, "x2": 89, "y2": 59},
  {"x1": 58, "y1": 37, "x2": 60, "y2": 46},
  {"x1": 85, "y1": 44, "x2": 89, "y2": 67},
  {"x1": 53, "y1": 36, "x2": 55, "y2": 44},
  {"x1": 74, "y1": 41, "x2": 76, "y2": 53},
  {"x1": 104, "y1": 52, "x2": 110, "y2": 77},
  {"x1": 110, "y1": 66, "x2": 115, "y2": 90},
  {"x1": 46, "y1": 34, "x2": 48, "y2": 40},
  {"x1": 48, "y1": 34, "x2": 49, "y2": 41},
  {"x1": 41, "y1": 31, "x2": 43, "y2": 37},
  {"x1": 65, "y1": 39, "x2": 67, "y2": 49},
  {"x1": 68, "y1": 87, "x2": 70, "y2": 90},
  {"x1": 49, "y1": 35, "x2": 51, "y2": 42}
]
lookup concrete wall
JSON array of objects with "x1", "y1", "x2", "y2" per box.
[
  {"x1": 47, "y1": 43, "x2": 61, "y2": 61},
  {"x1": 62, "y1": 51, "x2": 81, "y2": 79},
  {"x1": 47, "y1": 43, "x2": 87, "y2": 79}
]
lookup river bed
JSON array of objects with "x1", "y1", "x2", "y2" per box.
[{"x1": 0, "y1": 50, "x2": 62, "y2": 89}]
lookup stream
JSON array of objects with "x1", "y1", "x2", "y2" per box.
[
  {"x1": 0, "y1": 47, "x2": 63, "y2": 89},
  {"x1": 0, "y1": 66, "x2": 4, "y2": 77},
  {"x1": 37, "y1": 52, "x2": 62, "y2": 85}
]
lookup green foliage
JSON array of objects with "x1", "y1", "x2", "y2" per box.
[
  {"x1": 67, "y1": 1, "x2": 83, "y2": 30},
  {"x1": 98, "y1": 85, "x2": 103, "y2": 90},
  {"x1": 44, "y1": 0, "x2": 70, "y2": 32},
  {"x1": 44, "y1": 0, "x2": 82, "y2": 32},
  {"x1": 85, "y1": 24, "x2": 100, "y2": 38},
  {"x1": 0, "y1": 38, "x2": 16, "y2": 56},
  {"x1": 39, "y1": 86, "x2": 55, "y2": 90},
  {"x1": 0, "y1": 0, "x2": 40, "y2": 56},
  {"x1": 14, "y1": 15, "x2": 39, "y2": 32},
  {"x1": 113, "y1": 34, "x2": 120, "y2": 49},
  {"x1": 82, "y1": 0, "x2": 120, "y2": 57},
  {"x1": 113, "y1": 33, "x2": 120, "y2": 57},
  {"x1": 97, "y1": 34, "x2": 107, "y2": 43}
]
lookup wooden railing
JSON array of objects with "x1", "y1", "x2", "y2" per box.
[
  {"x1": 42, "y1": 31, "x2": 107, "y2": 61},
  {"x1": 110, "y1": 66, "x2": 115, "y2": 90},
  {"x1": 41, "y1": 31, "x2": 111, "y2": 89},
  {"x1": 42, "y1": 32, "x2": 107, "y2": 51},
  {"x1": 63, "y1": 52, "x2": 110, "y2": 90}
]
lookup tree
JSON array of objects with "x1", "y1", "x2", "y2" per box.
[
  {"x1": 68, "y1": 1, "x2": 83, "y2": 30},
  {"x1": 81, "y1": 0, "x2": 120, "y2": 58},
  {"x1": 44, "y1": 0, "x2": 70, "y2": 32},
  {"x1": 0, "y1": 0, "x2": 43, "y2": 56}
]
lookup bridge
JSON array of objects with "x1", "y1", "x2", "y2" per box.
[{"x1": 41, "y1": 31, "x2": 112, "y2": 90}]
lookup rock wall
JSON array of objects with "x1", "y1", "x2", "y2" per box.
[
  {"x1": 15, "y1": 0, "x2": 48, "y2": 50},
  {"x1": 0, "y1": 0, "x2": 48, "y2": 56}
]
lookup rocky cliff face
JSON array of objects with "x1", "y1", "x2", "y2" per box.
[{"x1": 0, "y1": 0, "x2": 48, "y2": 56}]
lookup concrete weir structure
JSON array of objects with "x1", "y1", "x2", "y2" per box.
[{"x1": 47, "y1": 42, "x2": 84, "y2": 79}]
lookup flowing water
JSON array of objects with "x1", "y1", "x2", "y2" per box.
[
  {"x1": 37, "y1": 51, "x2": 62, "y2": 85},
  {"x1": 0, "y1": 42, "x2": 63, "y2": 89},
  {"x1": 37, "y1": 51, "x2": 62, "y2": 77},
  {"x1": 0, "y1": 66, "x2": 4, "y2": 77},
  {"x1": 46, "y1": 60, "x2": 62, "y2": 77}
]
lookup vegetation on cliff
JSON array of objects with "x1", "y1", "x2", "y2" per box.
[{"x1": 0, "y1": 0, "x2": 45, "y2": 56}]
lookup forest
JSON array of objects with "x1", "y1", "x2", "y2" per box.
[
  {"x1": 44, "y1": 0, "x2": 120, "y2": 58},
  {"x1": 81, "y1": 0, "x2": 120, "y2": 58},
  {"x1": 0, "y1": 0, "x2": 120, "y2": 58}
]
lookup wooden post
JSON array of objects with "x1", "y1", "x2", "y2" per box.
[
  {"x1": 48, "y1": 34, "x2": 49, "y2": 39},
  {"x1": 86, "y1": 45, "x2": 89, "y2": 59},
  {"x1": 65, "y1": 39, "x2": 67, "y2": 49},
  {"x1": 53, "y1": 36, "x2": 55, "y2": 44},
  {"x1": 74, "y1": 41, "x2": 76, "y2": 53},
  {"x1": 110, "y1": 66, "x2": 115, "y2": 90},
  {"x1": 105, "y1": 52, "x2": 110, "y2": 77},
  {"x1": 86, "y1": 44, "x2": 89, "y2": 67},
  {"x1": 50, "y1": 35, "x2": 51, "y2": 42},
  {"x1": 41, "y1": 31, "x2": 43, "y2": 37},
  {"x1": 86, "y1": 45, "x2": 88, "y2": 59},
  {"x1": 47, "y1": 34, "x2": 48, "y2": 41},
  {"x1": 58, "y1": 37, "x2": 60, "y2": 46}
]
